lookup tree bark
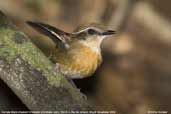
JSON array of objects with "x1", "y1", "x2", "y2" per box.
[{"x1": 0, "y1": 11, "x2": 92, "y2": 111}]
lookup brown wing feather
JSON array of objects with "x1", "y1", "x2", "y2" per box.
[{"x1": 27, "y1": 21, "x2": 71, "y2": 49}]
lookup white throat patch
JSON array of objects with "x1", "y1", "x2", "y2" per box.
[{"x1": 79, "y1": 36, "x2": 105, "y2": 53}]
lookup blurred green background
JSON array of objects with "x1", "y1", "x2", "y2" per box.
[{"x1": 0, "y1": 0, "x2": 171, "y2": 114}]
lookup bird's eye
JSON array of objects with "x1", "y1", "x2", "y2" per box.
[{"x1": 87, "y1": 29, "x2": 96, "y2": 35}]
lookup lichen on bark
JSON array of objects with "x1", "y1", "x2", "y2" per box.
[{"x1": 0, "y1": 11, "x2": 92, "y2": 111}]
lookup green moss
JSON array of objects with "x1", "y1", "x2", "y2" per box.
[
  {"x1": 0, "y1": 27, "x2": 85, "y2": 101},
  {"x1": 0, "y1": 28, "x2": 64, "y2": 86}
]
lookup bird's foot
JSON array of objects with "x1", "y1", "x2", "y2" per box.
[
  {"x1": 65, "y1": 77, "x2": 77, "y2": 88},
  {"x1": 66, "y1": 77, "x2": 87, "y2": 100}
]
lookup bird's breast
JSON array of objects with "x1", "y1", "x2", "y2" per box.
[{"x1": 52, "y1": 43, "x2": 102, "y2": 78}]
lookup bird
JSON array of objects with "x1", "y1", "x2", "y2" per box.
[{"x1": 27, "y1": 21, "x2": 115, "y2": 79}]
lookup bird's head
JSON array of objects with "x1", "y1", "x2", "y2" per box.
[{"x1": 72, "y1": 24, "x2": 116, "y2": 53}]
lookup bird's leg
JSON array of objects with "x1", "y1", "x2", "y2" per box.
[
  {"x1": 65, "y1": 77, "x2": 77, "y2": 88},
  {"x1": 66, "y1": 76, "x2": 87, "y2": 100}
]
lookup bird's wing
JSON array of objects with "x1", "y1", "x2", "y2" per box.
[{"x1": 27, "y1": 21, "x2": 71, "y2": 49}]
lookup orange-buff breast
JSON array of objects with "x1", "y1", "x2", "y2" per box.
[{"x1": 52, "y1": 44, "x2": 102, "y2": 79}]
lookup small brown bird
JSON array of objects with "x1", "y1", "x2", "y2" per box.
[{"x1": 27, "y1": 21, "x2": 115, "y2": 79}]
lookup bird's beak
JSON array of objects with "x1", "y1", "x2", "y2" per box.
[{"x1": 101, "y1": 30, "x2": 116, "y2": 36}]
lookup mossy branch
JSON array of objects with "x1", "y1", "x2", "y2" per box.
[{"x1": 0, "y1": 11, "x2": 92, "y2": 111}]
